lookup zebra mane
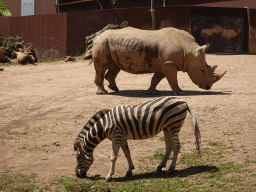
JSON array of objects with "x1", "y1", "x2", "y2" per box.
[{"x1": 74, "y1": 109, "x2": 110, "y2": 149}]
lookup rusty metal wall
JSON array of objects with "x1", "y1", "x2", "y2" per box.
[
  {"x1": 193, "y1": 0, "x2": 256, "y2": 9},
  {"x1": 66, "y1": 10, "x2": 116, "y2": 56},
  {"x1": 154, "y1": 6, "x2": 191, "y2": 32},
  {"x1": 191, "y1": 6, "x2": 248, "y2": 53},
  {"x1": 66, "y1": 7, "x2": 151, "y2": 56},
  {"x1": 3, "y1": 0, "x2": 56, "y2": 17},
  {"x1": 113, "y1": 7, "x2": 151, "y2": 30},
  {"x1": 248, "y1": 9, "x2": 256, "y2": 54},
  {"x1": 66, "y1": 6, "x2": 191, "y2": 56},
  {"x1": 8, "y1": 13, "x2": 67, "y2": 60},
  {"x1": 36, "y1": 0, "x2": 57, "y2": 15},
  {"x1": 1, "y1": 5, "x2": 256, "y2": 60},
  {"x1": 0, "y1": 17, "x2": 10, "y2": 37},
  {"x1": 3, "y1": 0, "x2": 21, "y2": 17}
]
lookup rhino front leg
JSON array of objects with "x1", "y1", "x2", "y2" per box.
[
  {"x1": 163, "y1": 63, "x2": 184, "y2": 96},
  {"x1": 146, "y1": 73, "x2": 165, "y2": 95},
  {"x1": 105, "y1": 65, "x2": 120, "y2": 92}
]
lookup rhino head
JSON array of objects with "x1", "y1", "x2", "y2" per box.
[{"x1": 187, "y1": 44, "x2": 226, "y2": 90}]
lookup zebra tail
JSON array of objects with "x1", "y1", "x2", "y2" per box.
[{"x1": 187, "y1": 107, "x2": 201, "y2": 158}]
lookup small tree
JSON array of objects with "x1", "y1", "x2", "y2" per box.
[{"x1": 0, "y1": 0, "x2": 11, "y2": 17}]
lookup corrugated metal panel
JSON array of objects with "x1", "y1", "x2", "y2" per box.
[
  {"x1": 36, "y1": 0, "x2": 57, "y2": 15},
  {"x1": 191, "y1": 7, "x2": 248, "y2": 53},
  {"x1": 9, "y1": 13, "x2": 67, "y2": 60},
  {"x1": 193, "y1": 0, "x2": 256, "y2": 9},
  {"x1": 3, "y1": 0, "x2": 21, "y2": 17},
  {"x1": 66, "y1": 7, "x2": 151, "y2": 56},
  {"x1": 1, "y1": 5, "x2": 256, "y2": 59},
  {"x1": 249, "y1": 9, "x2": 256, "y2": 54},
  {"x1": 0, "y1": 17, "x2": 10, "y2": 37},
  {"x1": 155, "y1": 6, "x2": 191, "y2": 32}
]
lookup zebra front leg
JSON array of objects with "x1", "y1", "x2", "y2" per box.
[
  {"x1": 157, "y1": 130, "x2": 173, "y2": 172},
  {"x1": 121, "y1": 140, "x2": 134, "y2": 177},
  {"x1": 167, "y1": 133, "x2": 181, "y2": 172},
  {"x1": 105, "y1": 137, "x2": 122, "y2": 181}
]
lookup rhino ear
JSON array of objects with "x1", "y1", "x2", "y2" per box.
[{"x1": 196, "y1": 43, "x2": 211, "y2": 55}]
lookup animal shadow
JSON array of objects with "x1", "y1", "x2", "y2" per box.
[
  {"x1": 86, "y1": 165, "x2": 219, "y2": 181},
  {"x1": 109, "y1": 89, "x2": 231, "y2": 98},
  {"x1": 114, "y1": 165, "x2": 219, "y2": 182}
]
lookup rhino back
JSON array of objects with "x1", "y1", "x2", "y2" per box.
[{"x1": 93, "y1": 27, "x2": 185, "y2": 74}]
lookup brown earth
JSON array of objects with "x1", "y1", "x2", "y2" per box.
[{"x1": 0, "y1": 54, "x2": 255, "y2": 186}]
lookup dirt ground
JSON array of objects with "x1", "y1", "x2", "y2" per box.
[{"x1": 0, "y1": 54, "x2": 255, "y2": 185}]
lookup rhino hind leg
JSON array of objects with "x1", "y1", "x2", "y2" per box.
[
  {"x1": 146, "y1": 73, "x2": 165, "y2": 95},
  {"x1": 105, "y1": 65, "x2": 120, "y2": 92},
  {"x1": 94, "y1": 62, "x2": 108, "y2": 95}
]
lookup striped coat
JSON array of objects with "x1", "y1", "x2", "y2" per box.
[{"x1": 74, "y1": 97, "x2": 201, "y2": 181}]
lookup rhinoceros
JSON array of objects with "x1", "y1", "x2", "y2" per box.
[{"x1": 92, "y1": 27, "x2": 226, "y2": 95}]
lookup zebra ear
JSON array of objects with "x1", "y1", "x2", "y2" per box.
[{"x1": 74, "y1": 141, "x2": 81, "y2": 151}]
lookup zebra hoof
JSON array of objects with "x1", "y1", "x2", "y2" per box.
[
  {"x1": 105, "y1": 175, "x2": 112, "y2": 182},
  {"x1": 156, "y1": 166, "x2": 163, "y2": 172}
]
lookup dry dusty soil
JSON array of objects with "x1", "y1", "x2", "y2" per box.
[{"x1": 0, "y1": 54, "x2": 256, "y2": 188}]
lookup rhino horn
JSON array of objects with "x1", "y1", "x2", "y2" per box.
[
  {"x1": 213, "y1": 70, "x2": 226, "y2": 84},
  {"x1": 210, "y1": 65, "x2": 218, "y2": 72}
]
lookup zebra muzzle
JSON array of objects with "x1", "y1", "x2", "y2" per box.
[{"x1": 76, "y1": 168, "x2": 87, "y2": 178}]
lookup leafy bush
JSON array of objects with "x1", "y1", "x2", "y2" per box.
[{"x1": 0, "y1": 35, "x2": 22, "y2": 58}]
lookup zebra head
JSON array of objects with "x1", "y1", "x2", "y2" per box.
[{"x1": 74, "y1": 140, "x2": 94, "y2": 178}]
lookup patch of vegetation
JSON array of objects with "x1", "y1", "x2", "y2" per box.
[
  {"x1": 1, "y1": 129, "x2": 29, "y2": 139},
  {"x1": 1, "y1": 126, "x2": 47, "y2": 140},
  {"x1": 0, "y1": 36, "x2": 22, "y2": 58},
  {"x1": 2, "y1": 139, "x2": 256, "y2": 191},
  {"x1": 0, "y1": 172, "x2": 41, "y2": 192},
  {"x1": 148, "y1": 148, "x2": 166, "y2": 160},
  {"x1": 19, "y1": 144, "x2": 48, "y2": 152},
  {"x1": 38, "y1": 57, "x2": 65, "y2": 63},
  {"x1": 55, "y1": 175, "x2": 94, "y2": 192},
  {"x1": 159, "y1": 136, "x2": 165, "y2": 141},
  {"x1": 0, "y1": 62, "x2": 12, "y2": 66},
  {"x1": 73, "y1": 114, "x2": 85, "y2": 119}
]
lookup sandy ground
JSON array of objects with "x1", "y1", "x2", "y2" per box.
[{"x1": 0, "y1": 54, "x2": 255, "y2": 185}]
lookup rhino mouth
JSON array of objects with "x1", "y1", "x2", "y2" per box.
[{"x1": 206, "y1": 85, "x2": 211, "y2": 90}]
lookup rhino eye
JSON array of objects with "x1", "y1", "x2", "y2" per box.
[{"x1": 201, "y1": 70, "x2": 204, "y2": 73}]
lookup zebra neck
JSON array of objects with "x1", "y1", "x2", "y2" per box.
[
  {"x1": 83, "y1": 125, "x2": 106, "y2": 152},
  {"x1": 75, "y1": 109, "x2": 109, "y2": 144}
]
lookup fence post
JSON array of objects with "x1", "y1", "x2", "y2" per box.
[{"x1": 149, "y1": 0, "x2": 155, "y2": 29}]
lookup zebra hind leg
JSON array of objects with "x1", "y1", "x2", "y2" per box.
[
  {"x1": 167, "y1": 133, "x2": 181, "y2": 172},
  {"x1": 157, "y1": 129, "x2": 173, "y2": 172},
  {"x1": 121, "y1": 140, "x2": 134, "y2": 177}
]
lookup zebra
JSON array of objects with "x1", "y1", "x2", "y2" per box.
[{"x1": 74, "y1": 96, "x2": 201, "y2": 181}]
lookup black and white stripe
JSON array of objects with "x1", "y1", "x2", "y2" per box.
[{"x1": 74, "y1": 97, "x2": 201, "y2": 181}]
